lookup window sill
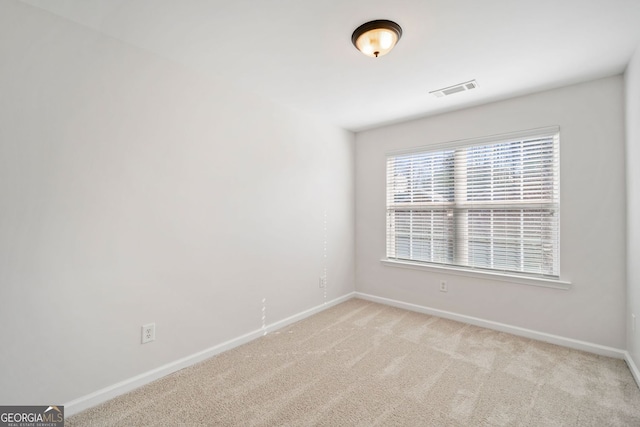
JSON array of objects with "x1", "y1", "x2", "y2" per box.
[{"x1": 380, "y1": 259, "x2": 571, "y2": 290}]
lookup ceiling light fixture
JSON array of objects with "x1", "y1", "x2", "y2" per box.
[{"x1": 351, "y1": 20, "x2": 402, "y2": 58}]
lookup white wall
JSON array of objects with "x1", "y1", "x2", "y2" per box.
[
  {"x1": 356, "y1": 76, "x2": 626, "y2": 348},
  {"x1": 0, "y1": 1, "x2": 354, "y2": 405},
  {"x1": 626, "y1": 46, "x2": 640, "y2": 367}
]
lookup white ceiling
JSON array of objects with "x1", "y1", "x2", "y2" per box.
[{"x1": 21, "y1": 0, "x2": 640, "y2": 131}]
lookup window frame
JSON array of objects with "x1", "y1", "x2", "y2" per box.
[{"x1": 383, "y1": 127, "x2": 569, "y2": 289}]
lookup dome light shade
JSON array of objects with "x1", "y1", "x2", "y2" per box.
[{"x1": 351, "y1": 20, "x2": 402, "y2": 58}]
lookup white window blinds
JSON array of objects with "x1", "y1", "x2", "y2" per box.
[{"x1": 386, "y1": 128, "x2": 560, "y2": 278}]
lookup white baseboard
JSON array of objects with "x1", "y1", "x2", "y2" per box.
[
  {"x1": 64, "y1": 292, "x2": 356, "y2": 417},
  {"x1": 625, "y1": 351, "x2": 640, "y2": 389},
  {"x1": 65, "y1": 290, "x2": 636, "y2": 416},
  {"x1": 355, "y1": 292, "x2": 626, "y2": 360}
]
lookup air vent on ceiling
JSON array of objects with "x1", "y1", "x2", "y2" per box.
[{"x1": 430, "y1": 80, "x2": 478, "y2": 98}]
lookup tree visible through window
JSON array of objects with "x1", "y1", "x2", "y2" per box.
[{"x1": 386, "y1": 128, "x2": 559, "y2": 277}]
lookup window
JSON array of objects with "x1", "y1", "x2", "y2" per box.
[{"x1": 386, "y1": 128, "x2": 559, "y2": 278}]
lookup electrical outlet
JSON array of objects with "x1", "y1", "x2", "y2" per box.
[
  {"x1": 440, "y1": 281, "x2": 447, "y2": 292},
  {"x1": 142, "y1": 323, "x2": 155, "y2": 344},
  {"x1": 319, "y1": 277, "x2": 326, "y2": 288}
]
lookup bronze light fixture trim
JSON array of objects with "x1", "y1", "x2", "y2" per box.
[{"x1": 351, "y1": 19, "x2": 403, "y2": 58}]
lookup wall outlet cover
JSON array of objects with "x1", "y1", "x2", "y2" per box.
[{"x1": 142, "y1": 323, "x2": 156, "y2": 344}]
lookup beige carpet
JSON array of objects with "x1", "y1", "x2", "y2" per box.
[{"x1": 68, "y1": 298, "x2": 640, "y2": 426}]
